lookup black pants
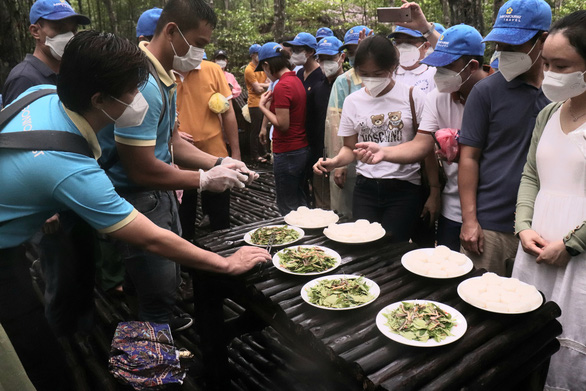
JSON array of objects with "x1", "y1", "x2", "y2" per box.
[
  {"x1": 179, "y1": 189, "x2": 231, "y2": 240},
  {"x1": 249, "y1": 106, "x2": 266, "y2": 159},
  {"x1": 0, "y1": 246, "x2": 72, "y2": 390}
]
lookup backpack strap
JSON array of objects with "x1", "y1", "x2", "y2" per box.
[
  {"x1": 0, "y1": 89, "x2": 56, "y2": 128},
  {"x1": 409, "y1": 86, "x2": 418, "y2": 132},
  {"x1": 0, "y1": 89, "x2": 93, "y2": 158}
]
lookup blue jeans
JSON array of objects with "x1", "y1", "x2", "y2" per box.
[
  {"x1": 273, "y1": 146, "x2": 309, "y2": 215},
  {"x1": 437, "y1": 214, "x2": 462, "y2": 251},
  {"x1": 352, "y1": 175, "x2": 422, "y2": 243},
  {"x1": 116, "y1": 190, "x2": 181, "y2": 323}
]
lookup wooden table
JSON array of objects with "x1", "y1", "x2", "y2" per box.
[{"x1": 192, "y1": 217, "x2": 561, "y2": 390}]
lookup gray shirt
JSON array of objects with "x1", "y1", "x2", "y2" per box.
[{"x1": 459, "y1": 71, "x2": 550, "y2": 233}]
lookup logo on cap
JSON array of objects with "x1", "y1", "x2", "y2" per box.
[
  {"x1": 439, "y1": 34, "x2": 444, "y2": 40},
  {"x1": 506, "y1": 7, "x2": 513, "y2": 14},
  {"x1": 273, "y1": 44, "x2": 280, "y2": 50}
]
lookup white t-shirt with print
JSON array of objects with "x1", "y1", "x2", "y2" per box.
[
  {"x1": 338, "y1": 81, "x2": 425, "y2": 184},
  {"x1": 419, "y1": 88, "x2": 464, "y2": 223},
  {"x1": 395, "y1": 64, "x2": 437, "y2": 94}
]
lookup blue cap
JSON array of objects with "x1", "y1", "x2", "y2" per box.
[
  {"x1": 340, "y1": 25, "x2": 371, "y2": 50},
  {"x1": 203, "y1": 51, "x2": 207, "y2": 60},
  {"x1": 316, "y1": 27, "x2": 334, "y2": 40},
  {"x1": 249, "y1": 44, "x2": 261, "y2": 55},
  {"x1": 255, "y1": 42, "x2": 284, "y2": 71},
  {"x1": 421, "y1": 24, "x2": 485, "y2": 67},
  {"x1": 434, "y1": 23, "x2": 446, "y2": 35},
  {"x1": 388, "y1": 26, "x2": 424, "y2": 39},
  {"x1": 30, "y1": 0, "x2": 90, "y2": 25},
  {"x1": 316, "y1": 37, "x2": 343, "y2": 56},
  {"x1": 136, "y1": 8, "x2": 162, "y2": 38},
  {"x1": 283, "y1": 32, "x2": 317, "y2": 50},
  {"x1": 483, "y1": 0, "x2": 551, "y2": 45}
]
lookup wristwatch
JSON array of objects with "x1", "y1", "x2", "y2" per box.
[
  {"x1": 422, "y1": 22, "x2": 435, "y2": 38},
  {"x1": 565, "y1": 245, "x2": 580, "y2": 257}
]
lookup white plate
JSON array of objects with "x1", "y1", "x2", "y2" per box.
[
  {"x1": 243, "y1": 225, "x2": 304, "y2": 247},
  {"x1": 301, "y1": 274, "x2": 380, "y2": 310},
  {"x1": 273, "y1": 245, "x2": 342, "y2": 275},
  {"x1": 401, "y1": 248, "x2": 473, "y2": 279},
  {"x1": 323, "y1": 223, "x2": 386, "y2": 244},
  {"x1": 283, "y1": 209, "x2": 339, "y2": 229},
  {"x1": 457, "y1": 277, "x2": 544, "y2": 314},
  {"x1": 376, "y1": 300, "x2": 467, "y2": 347}
]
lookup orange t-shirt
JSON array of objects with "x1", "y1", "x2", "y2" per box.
[
  {"x1": 244, "y1": 62, "x2": 267, "y2": 108},
  {"x1": 176, "y1": 61, "x2": 232, "y2": 156}
]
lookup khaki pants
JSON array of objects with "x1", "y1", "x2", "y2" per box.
[{"x1": 461, "y1": 229, "x2": 518, "y2": 277}]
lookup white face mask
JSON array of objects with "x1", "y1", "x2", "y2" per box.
[
  {"x1": 434, "y1": 60, "x2": 473, "y2": 93},
  {"x1": 171, "y1": 27, "x2": 205, "y2": 72},
  {"x1": 321, "y1": 58, "x2": 341, "y2": 77},
  {"x1": 361, "y1": 75, "x2": 391, "y2": 97},
  {"x1": 101, "y1": 92, "x2": 149, "y2": 129},
  {"x1": 495, "y1": 39, "x2": 540, "y2": 82},
  {"x1": 542, "y1": 70, "x2": 586, "y2": 102},
  {"x1": 397, "y1": 43, "x2": 424, "y2": 68},
  {"x1": 45, "y1": 31, "x2": 74, "y2": 61},
  {"x1": 215, "y1": 60, "x2": 227, "y2": 69},
  {"x1": 291, "y1": 51, "x2": 308, "y2": 66}
]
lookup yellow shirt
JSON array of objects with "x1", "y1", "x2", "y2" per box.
[
  {"x1": 176, "y1": 61, "x2": 232, "y2": 157},
  {"x1": 244, "y1": 62, "x2": 267, "y2": 108}
]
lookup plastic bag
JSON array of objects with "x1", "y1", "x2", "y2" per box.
[
  {"x1": 435, "y1": 128, "x2": 460, "y2": 164},
  {"x1": 241, "y1": 104, "x2": 251, "y2": 123},
  {"x1": 208, "y1": 92, "x2": 230, "y2": 114}
]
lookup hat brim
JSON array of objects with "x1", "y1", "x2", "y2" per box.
[
  {"x1": 420, "y1": 51, "x2": 461, "y2": 67},
  {"x1": 41, "y1": 11, "x2": 90, "y2": 25},
  {"x1": 339, "y1": 42, "x2": 358, "y2": 51},
  {"x1": 316, "y1": 49, "x2": 340, "y2": 56},
  {"x1": 482, "y1": 27, "x2": 538, "y2": 45},
  {"x1": 388, "y1": 31, "x2": 423, "y2": 39}
]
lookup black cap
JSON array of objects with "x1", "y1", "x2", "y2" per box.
[{"x1": 214, "y1": 50, "x2": 228, "y2": 59}]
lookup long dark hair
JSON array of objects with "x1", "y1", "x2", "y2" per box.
[{"x1": 264, "y1": 48, "x2": 293, "y2": 75}]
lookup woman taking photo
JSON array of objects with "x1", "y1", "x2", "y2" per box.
[
  {"x1": 513, "y1": 11, "x2": 586, "y2": 390},
  {"x1": 257, "y1": 42, "x2": 309, "y2": 215},
  {"x1": 314, "y1": 35, "x2": 425, "y2": 242}
]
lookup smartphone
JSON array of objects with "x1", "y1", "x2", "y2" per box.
[{"x1": 377, "y1": 7, "x2": 412, "y2": 23}]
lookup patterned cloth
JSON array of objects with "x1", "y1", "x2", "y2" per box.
[{"x1": 109, "y1": 321, "x2": 185, "y2": 390}]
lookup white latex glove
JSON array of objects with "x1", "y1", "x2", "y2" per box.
[
  {"x1": 198, "y1": 166, "x2": 246, "y2": 193},
  {"x1": 221, "y1": 157, "x2": 259, "y2": 185}
]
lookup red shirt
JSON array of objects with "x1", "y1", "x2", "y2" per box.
[{"x1": 270, "y1": 71, "x2": 308, "y2": 153}]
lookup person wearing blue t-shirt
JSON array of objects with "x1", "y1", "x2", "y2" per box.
[
  {"x1": 97, "y1": 0, "x2": 257, "y2": 331},
  {"x1": 0, "y1": 30, "x2": 269, "y2": 390}
]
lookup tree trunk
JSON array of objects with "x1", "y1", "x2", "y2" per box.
[
  {"x1": 448, "y1": 0, "x2": 484, "y2": 34},
  {"x1": 492, "y1": 0, "x2": 505, "y2": 26},
  {"x1": 101, "y1": 0, "x2": 118, "y2": 35},
  {"x1": 0, "y1": 0, "x2": 33, "y2": 90},
  {"x1": 273, "y1": 0, "x2": 286, "y2": 42},
  {"x1": 439, "y1": 0, "x2": 450, "y2": 28}
]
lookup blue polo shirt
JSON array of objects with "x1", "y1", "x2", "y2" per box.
[
  {"x1": 0, "y1": 86, "x2": 137, "y2": 248},
  {"x1": 2, "y1": 54, "x2": 58, "y2": 107},
  {"x1": 98, "y1": 42, "x2": 176, "y2": 190},
  {"x1": 459, "y1": 71, "x2": 550, "y2": 233}
]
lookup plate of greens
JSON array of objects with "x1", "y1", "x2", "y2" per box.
[
  {"x1": 301, "y1": 275, "x2": 380, "y2": 310},
  {"x1": 273, "y1": 245, "x2": 342, "y2": 275},
  {"x1": 244, "y1": 225, "x2": 304, "y2": 247},
  {"x1": 376, "y1": 300, "x2": 467, "y2": 347}
]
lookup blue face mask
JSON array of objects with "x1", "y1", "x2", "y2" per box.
[{"x1": 349, "y1": 55, "x2": 356, "y2": 68}]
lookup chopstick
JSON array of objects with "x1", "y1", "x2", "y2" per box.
[
  {"x1": 323, "y1": 147, "x2": 329, "y2": 179},
  {"x1": 259, "y1": 234, "x2": 276, "y2": 277}
]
